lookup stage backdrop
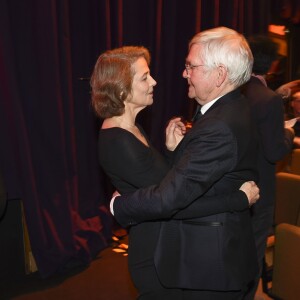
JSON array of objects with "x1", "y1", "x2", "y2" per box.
[{"x1": 0, "y1": 0, "x2": 272, "y2": 278}]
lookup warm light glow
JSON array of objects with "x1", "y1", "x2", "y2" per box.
[{"x1": 268, "y1": 25, "x2": 286, "y2": 36}]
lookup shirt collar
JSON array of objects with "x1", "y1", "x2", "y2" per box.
[{"x1": 201, "y1": 96, "x2": 222, "y2": 115}]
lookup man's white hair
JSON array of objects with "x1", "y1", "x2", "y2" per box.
[{"x1": 189, "y1": 27, "x2": 253, "y2": 88}]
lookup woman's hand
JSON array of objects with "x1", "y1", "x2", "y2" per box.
[
  {"x1": 276, "y1": 79, "x2": 300, "y2": 99},
  {"x1": 165, "y1": 117, "x2": 187, "y2": 151},
  {"x1": 239, "y1": 181, "x2": 260, "y2": 206},
  {"x1": 294, "y1": 136, "x2": 300, "y2": 148}
]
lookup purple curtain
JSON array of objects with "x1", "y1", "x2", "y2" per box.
[{"x1": 0, "y1": 0, "x2": 272, "y2": 278}]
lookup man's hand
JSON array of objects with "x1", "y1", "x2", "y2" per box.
[
  {"x1": 165, "y1": 117, "x2": 187, "y2": 151},
  {"x1": 239, "y1": 181, "x2": 260, "y2": 206}
]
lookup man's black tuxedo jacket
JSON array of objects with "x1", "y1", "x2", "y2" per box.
[{"x1": 114, "y1": 89, "x2": 259, "y2": 291}]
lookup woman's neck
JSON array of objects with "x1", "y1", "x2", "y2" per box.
[
  {"x1": 114, "y1": 114, "x2": 136, "y2": 129},
  {"x1": 101, "y1": 113, "x2": 136, "y2": 130},
  {"x1": 102, "y1": 112, "x2": 148, "y2": 146}
]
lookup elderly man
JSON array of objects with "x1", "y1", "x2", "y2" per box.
[{"x1": 112, "y1": 27, "x2": 259, "y2": 299}]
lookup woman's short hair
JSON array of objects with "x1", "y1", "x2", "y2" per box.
[
  {"x1": 91, "y1": 46, "x2": 150, "y2": 118},
  {"x1": 189, "y1": 27, "x2": 253, "y2": 88}
]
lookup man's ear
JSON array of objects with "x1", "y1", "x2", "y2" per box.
[{"x1": 216, "y1": 64, "x2": 227, "y2": 87}]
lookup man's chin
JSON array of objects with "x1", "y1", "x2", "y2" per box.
[
  {"x1": 188, "y1": 91, "x2": 196, "y2": 99},
  {"x1": 187, "y1": 86, "x2": 196, "y2": 98}
]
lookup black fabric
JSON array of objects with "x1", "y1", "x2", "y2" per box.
[
  {"x1": 97, "y1": 124, "x2": 250, "y2": 297},
  {"x1": 114, "y1": 90, "x2": 259, "y2": 291},
  {"x1": 98, "y1": 126, "x2": 172, "y2": 297},
  {"x1": 98, "y1": 126, "x2": 170, "y2": 194},
  {"x1": 0, "y1": 171, "x2": 7, "y2": 220}
]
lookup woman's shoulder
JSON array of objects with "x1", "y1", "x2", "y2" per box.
[
  {"x1": 98, "y1": 126, "x2": 152, "y2": 160},
  {"x1": 99, "y1": 127, "x2": 132, "y2": 144}
]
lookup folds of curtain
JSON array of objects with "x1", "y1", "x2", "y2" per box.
[{"x1": 0, "y1": 0, "x2": 112, "y2": 277}]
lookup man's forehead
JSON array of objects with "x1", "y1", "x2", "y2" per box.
[{"x1": 187, "y1": 44, "x2": 202, "y2": 60}]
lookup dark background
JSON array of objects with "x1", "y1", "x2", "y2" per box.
[{"x1": 0, "y1": 0, "x2": 299, "y2": 278}]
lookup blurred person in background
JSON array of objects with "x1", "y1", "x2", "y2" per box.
[
  {"x1": 242, "y1": 35, "x2": 295, "y2": 299},
  {"x1": 285, "y1": 90, "x2": 300, "y2": 148}
]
